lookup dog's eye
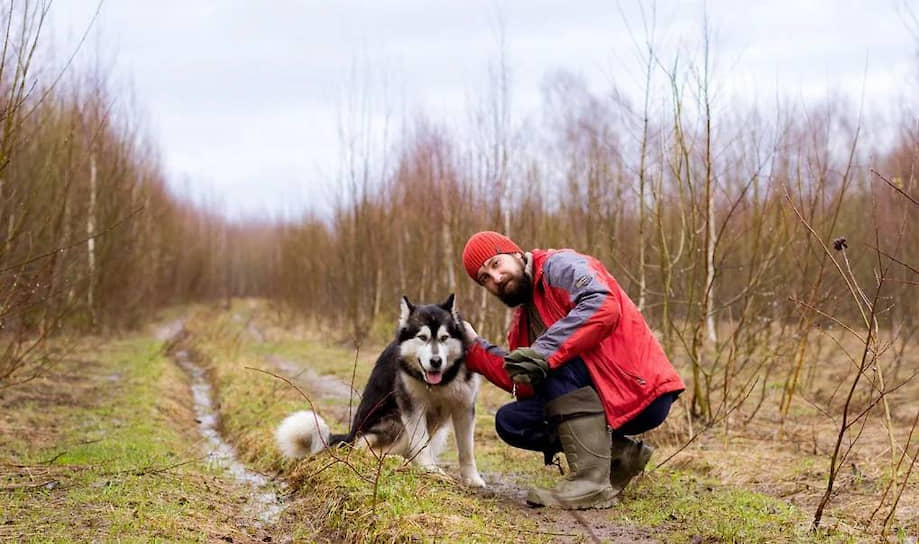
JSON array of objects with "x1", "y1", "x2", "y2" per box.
[
  {"x1": 417, "y1": 334, "x2": 429, "y2": 342},
  {"x1": 439, "y1": 334, "x2": 449, "y2": 342}
]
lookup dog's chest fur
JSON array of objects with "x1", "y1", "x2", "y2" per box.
[{"x1": 397, "y1": 366, "x2": 480, "y2": 425}]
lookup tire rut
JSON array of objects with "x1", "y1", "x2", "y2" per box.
[{"x1": 158, "y1": 319, "x2": 287, "y2": 541}]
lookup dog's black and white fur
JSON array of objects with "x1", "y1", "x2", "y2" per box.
[{"x1": 275, "y1": 294, "x2": 485, "y2": 487}]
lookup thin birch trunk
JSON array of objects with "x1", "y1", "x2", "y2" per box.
[
  {"x1": 87, "y1": 153, "x2": 97, "y2": 326},
  {"x1": 441, "y1": 194, "x2": 456, "y2": 294},
  {"x1": 636, "y1": 35, "x2": 654, "y2": 313},
  {"x1": 702, "y1": 21, "x2": 718, "y2": 346}
]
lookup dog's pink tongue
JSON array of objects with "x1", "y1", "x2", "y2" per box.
[{"x1": 425, "y1": 371, "x2": 443, "y2": 385}]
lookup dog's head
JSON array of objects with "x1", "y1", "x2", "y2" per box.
[{"x1": 397, "y1": 294, "x2": 465, "y2": 386}]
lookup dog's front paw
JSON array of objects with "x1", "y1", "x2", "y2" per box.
[{"x1": 461, "y1": 471, "x2": 487, "y2": 488}]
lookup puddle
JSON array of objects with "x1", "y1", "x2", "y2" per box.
[{"x1": 171, "y1": 342, "x2": 284, "y2": 526}]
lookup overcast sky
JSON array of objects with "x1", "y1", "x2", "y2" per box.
[{"x1": 47, "y1": 1, "x2": 917, "y2": 220}]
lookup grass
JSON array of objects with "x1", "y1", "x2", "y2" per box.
[
  {"x1": 186, "y1": 300, "x2": 875, "y2": 543},
  {"x1": 184, "y1": 303, "x2": 548, "y2": 543},
  {"x1": 611, "y1": 468, "x2": 847, "y2": 543},
  {"x1": 3, "y1": 299, "x2": 914, "y2": 542},
  {"x1": 0, "y1": 335, "x2": 278, "y2": 542}
]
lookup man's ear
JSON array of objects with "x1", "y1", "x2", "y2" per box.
[{"x1": 399, "y1": 296, "x2": 414, "y2": 330}]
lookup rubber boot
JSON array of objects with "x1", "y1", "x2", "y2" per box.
[
  {"x1": 609, "y1": 435, "x2": 653, "y2": 495},
  {"x1": 526, "y1": 387, "x2": 616, "y2": 509}
]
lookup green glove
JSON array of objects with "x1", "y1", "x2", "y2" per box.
[{"x1": 504, "y1": 348, "x2": 549, "y2": 385}]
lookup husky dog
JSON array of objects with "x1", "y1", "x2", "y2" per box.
[{"x1": 275, "y1": 294, "x2": 486, "y2": 488}]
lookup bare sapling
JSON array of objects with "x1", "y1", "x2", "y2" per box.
[{"x1": 785, "y1": 190, "x2": 904, "y2": 530}]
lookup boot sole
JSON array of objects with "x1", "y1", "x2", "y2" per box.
[{"x1": 526, "y1": 486, "x2": 618, "y2": 510}]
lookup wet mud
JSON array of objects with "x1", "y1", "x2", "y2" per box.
[{"x1": 159, "y1": 320, "x2": 285, "y2": 531}]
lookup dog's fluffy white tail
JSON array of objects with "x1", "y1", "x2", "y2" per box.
[{"x1": 275, "y1": 410, "x2": 330, "y2": 459}]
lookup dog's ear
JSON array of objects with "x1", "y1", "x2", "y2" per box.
[
  {"x1": 440, "y1": 293, "x2": 460, "y2": 323},
  {"x1": 399, "y1": 296, "x2": 414, "y2": 330}
]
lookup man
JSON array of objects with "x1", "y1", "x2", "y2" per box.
[{"x1": 461, "y1": 231, "x2": 685, "y2": 509}]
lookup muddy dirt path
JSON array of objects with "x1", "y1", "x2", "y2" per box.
[
  {"x1": 262, "y1": 344, "x2": 660, "y2": 543},
  {"x1": 157, "y1": 320, "x2": 288, "y2": 540}
]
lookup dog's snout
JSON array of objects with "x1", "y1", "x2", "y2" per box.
[{"x1": 429, "y1": 356, "x2": 442, "y2": 369}]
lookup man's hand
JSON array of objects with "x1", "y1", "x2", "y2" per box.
[
  {"x1": 461, "y1": 320, "x2": 478, "y2": 347},
  {"x1": 504, "y1": 348, "x2": 549, "y2": 385}
]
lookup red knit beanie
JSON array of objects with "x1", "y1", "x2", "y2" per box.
[{"x1": 462, "y1": 231, "x2": 523, "y2": 280}]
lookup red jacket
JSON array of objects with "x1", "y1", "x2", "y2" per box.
[{"x1": 466, "y1": 249, "x2": 685, "y2": 430}]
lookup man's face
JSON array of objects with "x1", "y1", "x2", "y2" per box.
[{"x1": 475, "y1": 253, "x2": 532, "y2": 307}]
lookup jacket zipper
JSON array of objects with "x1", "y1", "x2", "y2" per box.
[{"x1": 622, "y1": 368, "x2": 646, "y2": 386}]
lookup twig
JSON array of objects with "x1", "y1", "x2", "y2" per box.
[
  {"x1": 39, "y1": 451, "x2": 67, "y2": 465},
  {"x1": 650, "y1": 377, "x2": 757, "y2": 471},
  {"x1": 0, "y1": 206, "x2": 145, "y2": 275},
  {"x1": 812, "y1": 246, "x2": 886, "y2": 531},
  {"x1": 881, "y1": 419, "x2": 919, "y2": 531},
  {"x1": 245, "y1": 366, "x2": 319, "y2": 417},
  {"x1": 0, "y1": 479, "x2": 60, "y2": 492},
  {"x1": 871, "y1": 168, "x2": 919, "y2": 207},
  {"x1": 349, "y1": 344, "x2": 360, "y2": 428},
  {"x1": 869, "y1": 406, "x2": 919, "y2": 525},
  {"x1": 787, "y1": 296, "x2": 866, "y2": 344},
  {"x1": 567, "y1": 509, "x2": 602, "y2": 544},
  {"x1": 246, "y1": 365, "x2": 382, "y2": 486},
  {"x1": 869, "y1": 245, "x2": 919, "y2": 277},
  {"x1": 129, "y1": 458, "x2": 203, "y2": 477}
]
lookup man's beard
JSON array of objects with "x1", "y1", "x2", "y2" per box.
[{"x1": 497, "y1": 273, "x2": 533, "y2": 307}]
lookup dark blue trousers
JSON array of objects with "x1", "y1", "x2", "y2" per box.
[{"x1": 495, "y1": 358, "x2": 676, "y2": 458}]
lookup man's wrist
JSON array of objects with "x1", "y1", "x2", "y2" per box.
[{"x1": 503, "y1": 348, "x2": 549, "y2": 385}]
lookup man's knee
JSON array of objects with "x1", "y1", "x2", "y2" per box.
[
  {"x1": 495, "y1": 400, "x2": 549, "y2": 451},
  {"x1": 616, "y1": 391, "x2": 678, "y2": 436},
  {"x1": 541, "y1": 357, "x2": 593, "y2": 401},
  {"x1": 494, "y1": 403, "x2": 521, "y2": 444}
]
